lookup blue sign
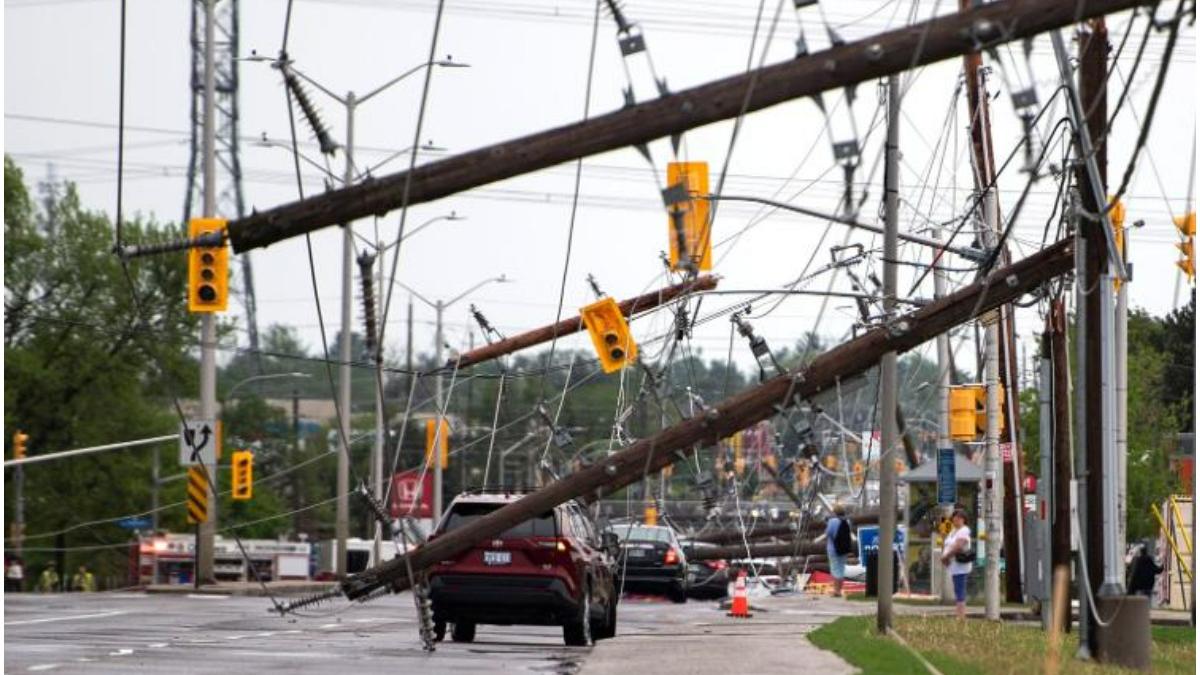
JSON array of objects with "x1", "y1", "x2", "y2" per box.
[
  {"x1": 117, "y1": 516, "x2": 153, "y2": 530},
  {"x1": 857, "y1": 525, "x2": 905, "y2": 561},
  {"x1": 937, "y1": 447, "x2": 957, "y2": 505}
]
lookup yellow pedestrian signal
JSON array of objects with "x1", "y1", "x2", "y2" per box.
[
  {"x1": 231, "y1": 450, "x2": 253, "y2": 501},
  {"x1": 188, "y1": 218, "x2": 229, "y2": 313},
  {"x1": 425, "y1": 418, "x2": 450, "y2": 469},
  {"x1": 12, "y1": 431, "x2": 28, "y2": 460},
  {"x1": 580, "y1": 296, "x2": 638, "y2": 373},
  {"x1": 665, "y1": 161, "x2": 712, "y2": 272}
]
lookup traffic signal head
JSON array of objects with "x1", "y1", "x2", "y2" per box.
[
  {"x1": 1175, "y1": 212, "x2": 1196, "y2": 237},
  {"x1": 425, "y1": 418, "x2": 450, "y2": 469},
  {"x1": 580, "y1": 296, "x2": 638, "y2": 373},
  {"x1": 665, "y1": 161, "x2": 712, "y2": 272},
  {"x1": 231, "y1": 450, "x2": 253, "y2": 501},
  {"x1": 948, "y1": 387, "x2": 978, "y2": 441},
  {"x1": 12, "y1": 431, "x2": 28, "y2": 460},
  {"x1": 973, "y1": 385, "x2": 1005, "y2": 437},
  {"x1": 188, "y1": 218, "x2": 229, "y2": 313},
  {"x1": 1177, "y1": 238, "x2": 1196, "y2": 282}
]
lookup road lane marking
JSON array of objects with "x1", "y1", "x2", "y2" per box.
[
  {"x1": 28, "y1": 665, "x2": 60, "y2": 672},
  {"x1": 107, "y1": 649, "x2": 134, "y2": 657},
  {"x1": 6, "y1": 610, "x2": 127, "y2": 626}
]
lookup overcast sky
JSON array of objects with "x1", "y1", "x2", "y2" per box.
[{"x1": 5, "y1": 0, "x2": 1196, "y2": 393}]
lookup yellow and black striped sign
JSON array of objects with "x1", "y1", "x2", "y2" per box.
[{"x1": 186, "y1": 466, "x2": 209, "y2": 524}]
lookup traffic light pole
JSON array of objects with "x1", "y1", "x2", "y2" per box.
[
  {"x1": 197, "y1": 0, "x2": 218, "y2": 587},
  {"x1": 335, "y1": 92, "x2": 356, "y2": 581},
  {"x1": 434, "y1": 299, "x2": 444, "y2": 522}
]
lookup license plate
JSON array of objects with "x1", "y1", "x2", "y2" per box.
[
  {"x1": 483, "y1": 551, "x2": 511, "y2": 566},
  {"x1": 627, "y1": 548, "x2": 647, "y2": 558}
]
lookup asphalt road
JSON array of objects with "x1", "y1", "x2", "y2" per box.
[{"x1": 4, "y1": 590, "x2": 857, "y2": 674}]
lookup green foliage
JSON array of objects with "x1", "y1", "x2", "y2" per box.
[{"x1": 4, "y1": 157, "x2": 199, "y2": 583}]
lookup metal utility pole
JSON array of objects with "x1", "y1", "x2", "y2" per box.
[
  {"x1": 1050, "y1": 299, "x2": 1072, "y2": 633},
  {"x1": 197, "y1": 0, "x2": 218, "y2": 587},
  {"x1": 434, "y1": 299, "x2": 445, "y2": 521},
  {"x1": 934, "y1": 223, "x2": 954, "y2": 604},
  {"x1": 982, "y1": 188, "x2": 1003, "y2": 621},
  {"x1": 224, "y1": 0, "x2": 1146, "y2": 255},
  {"x1": 1114, "y1": 216, "x2": 1128, "y2": 584},
  {"x1": 335, "y1": 91, "x2": 356, "y2": 581},
  {"x1": 336, "y1": 240, "x2": 1077, "y2": 601},
  {"x1": 1038, "y1": 331, "x2": 1053, "y2": 630},
  {"x1": 183, "y1": 0, "x2": 259, "y2": 369},
  {"x1": 876, "y1": 73, "x2": 900, "y2": 635}
]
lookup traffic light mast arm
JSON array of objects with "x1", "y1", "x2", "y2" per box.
[
  {"x1": 450, "y1": 275, "x2": 717, "y2": 369},
  {"x1": 225, "y1": 0, "x2": 1148, "y2": 254},
  {"x1": 337, "y1": 238, "x2": 1074, "y2": 601}
]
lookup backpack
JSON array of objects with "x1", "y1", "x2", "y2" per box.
[{"x1": 833, "y1": 519, "x2": 853, "y2": 556}]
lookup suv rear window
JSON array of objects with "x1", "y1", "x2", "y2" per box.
[{"x1": 440, "y1": 502, "x2": 558, "y2": 538}]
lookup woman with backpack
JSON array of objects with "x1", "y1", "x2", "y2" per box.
[{"x1": 940, "y1": 508, "x2": 973, "y2": 619}]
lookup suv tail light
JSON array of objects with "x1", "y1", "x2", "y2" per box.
[
  {"x1": 664, "y1": 547, "x2": 679, "y2": 565},
  {"x1": 704, "y1": 559, "x2": 727, "y2": 571},
  {"x1": 536, "y1": 538, "x2": 571, "y2": 553}
]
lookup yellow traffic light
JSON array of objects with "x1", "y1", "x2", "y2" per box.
[
  {"x1": 580, "y1": 296, "x2": 638, "y2": 373},
  {"x1": 1175, "y1": 212, "x2": 1196, "y2": 237},
  {"x1": 852, "y1": 460, "x2": 865, "y2": 486},
  {"x1": 1109, "y1": 197, "x2": 1125, "y2": 291},
  {"x1": 795, "y1": 461, "x2": 811, "y2": 489},
  {"x1": 665, "y1": 161, "x2": 712, "y2": 272},
  {"x1": 425, "y1": 418, "x2": 450, "y2": 470},
  {"x1": 231, "y1": 450, "x2": 253, "y2": 501},
  {"x1": 973, "y1": 385, "x2": 1006, "y2": 437},
  {"x1": 188, "y1": 218, "x2": 229, "y2": 313},
  {"x1": 949, "y1": 387, "x2": 977, "y2": 440},
  {"x1": 12, "y1": 431, "x2": 28, "y2": 460},
  {"x1": 644, "y1": 503, "x2": 658, "y2": 526},
  {"x1": 1177, "y1": 238, "x2": 1196, "y2": 283}
]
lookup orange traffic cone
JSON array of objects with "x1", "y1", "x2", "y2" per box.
[{"x1": 727, "y1": 571, "x2": 752, "y2": 618}]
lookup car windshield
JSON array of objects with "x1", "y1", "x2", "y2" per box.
[
  {"x1": 613, "y1": 525, "x2": 673, "y2": 543},
  {"x1": 440, "y1": 503, "x2": 557, "y2": 538}
]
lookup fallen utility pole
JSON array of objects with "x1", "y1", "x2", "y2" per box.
[
  {"x1": 450, "y1": 275, "x2": 718, "y2": 369},
  {"x1": 335, "y1": 239, "x2": 1075, "y2": 601},
  {"x1": 688, "y1": 540, "x2": 832, "y2": 562},
  {"x1": 225, "y1": 0, "x2": 1147, "y2": 254},
  {"x1": 691, "y1": 512, "x2": 883, "y2": 546}
]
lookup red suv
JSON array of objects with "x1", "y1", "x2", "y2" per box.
[{"x1": 427, "y1": 490, "x2": 619, "y2": 646}]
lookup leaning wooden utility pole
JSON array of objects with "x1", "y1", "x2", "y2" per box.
[
  {"x1": 331, "y1": 240, "x2": 1076, "y2": 603},
  {"x1": 223, "y1": 0, "x2": 1149, "y2": 255},
  {"x1": 877, "y1": 73, "x2": 900, "y2": 635},
  {"x1": 451, "y1": 276, "x2": 718, "y2": 369},
  {"x1": 1050, "y1": 299, "x2": 1072, "y2": 633}
]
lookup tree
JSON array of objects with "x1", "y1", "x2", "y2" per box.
[{"x1": 4, "y1": 157, "x2": 200, "y2": 584}]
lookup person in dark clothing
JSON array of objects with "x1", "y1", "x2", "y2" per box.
[{"x1": 1128, "y1": 544, "x2": 1164, "y2": 598}]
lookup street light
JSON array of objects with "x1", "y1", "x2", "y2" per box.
[
  {"x1": 248, "y1": 52, "x2": 469, "y2": 580},
  {"x1": 391, "y1": 274, "x2": 511, "y2": 519}
]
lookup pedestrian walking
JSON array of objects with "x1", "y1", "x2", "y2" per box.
[
  {"x1": 940, "y1": 508, "x2": 973, "y2": 620},
  {"x1": 825, "y1": 504, "x2": 853, "y2": 597},
  {"x1": 37, "y1": 562, "x2": 60, "y2": 593},
  {"x1": 5, "y1": 556, "x2": 24, "y2": 593},
  {"x1": 71, "y1": 564, "x2": 96, "y2": 593},
  {"x1": 1127, "y1": 543, "x2": 1164, "y2": 598}
]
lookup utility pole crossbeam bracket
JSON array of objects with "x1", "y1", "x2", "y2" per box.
[
  {"x1": 339, "y1": 239, "x2": 1075, "y2": 600},
  {"x1": 224, "y1": 0, "x2": 1150, "y2": 254}
]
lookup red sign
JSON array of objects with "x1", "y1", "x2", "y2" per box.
[
  {"x1": 390, "y1": 469, "x2": 433, "y2": 519},
  {"x1": 1000, "y1": 442, "x2": 1013, "y2": 463}
]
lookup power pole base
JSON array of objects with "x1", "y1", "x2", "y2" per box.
[{"x1": 1092, "y1": 595, "x2": 1151, "y2": 670}]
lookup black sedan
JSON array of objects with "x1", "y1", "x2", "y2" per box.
[{"x1": 610, "y1": 524, "x2": 688, "y2": 603}]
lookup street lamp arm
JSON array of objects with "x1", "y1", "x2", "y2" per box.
[
  {"x1": 392, "y1": 280, "x2": 437, "y2": 310},
  {"x1": 446, "y1": 275, "x2": 508, "y2": 308},
  {"x1": 281, "y1": 62, "x2": 345, "y2": 105},
  {"x1": 224, "y1": 372, "x2": 311, "y2": 404},
  {"x1": 259, "y1": 139, "x2": 339, "y2": 182}
]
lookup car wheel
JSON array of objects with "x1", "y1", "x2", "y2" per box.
[
  {"x1": 451, "y1": 622, "x2": 476, "y2": 643},
  {"x1": 563, "y1": 584, "x2": 592, "y2": 647},
  {"x1": 433, "y1": 620, "x2": 447, "y2": 642},
  {"x1": 594, "y1": 594, "x2": 617, "y2": 640},
  {"x1": 669, "y1": 583, "x2": 688, "y2": 604}
]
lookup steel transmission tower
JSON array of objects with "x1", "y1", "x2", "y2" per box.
[{"x1": 183, "y1": 0, "x2": 261, "y2": 368}]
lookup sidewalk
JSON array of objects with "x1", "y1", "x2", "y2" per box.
[{"x1": 584, "y1": 593, "x2": 867, "y2": 675}]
